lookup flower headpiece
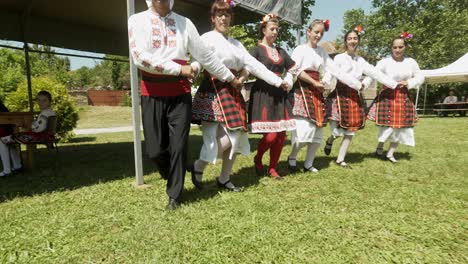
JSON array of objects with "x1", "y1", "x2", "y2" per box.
[
  {"x1": 224, "y1": 0, "x2": 236, "y2": 7},
  {"x1": 261, "y1": 14, "x2": 278, "y2": 25},
  {"x1": 322, "y1": 19, "x2": 330, "y2": 32},
  {"x1": 400, "y1": 31, "x2": 413, "y2": 40},
  {"x1": 354, "y1": 25, "x2": 365, "y2": 35}
]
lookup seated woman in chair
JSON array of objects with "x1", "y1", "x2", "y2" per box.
[{"x1": 0, "y1": 99, "x2": 21, "y2": 177}]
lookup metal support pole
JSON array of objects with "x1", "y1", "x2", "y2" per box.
[
  {"x1": 126, "y1": 0, "x2": 144, "y2": 186},
  {"x1": 423, "y1": 83, "x2": 428, "y2": 115},
  {"x1": 23, "y1": 43, "x2": 34, "y2": 113}
]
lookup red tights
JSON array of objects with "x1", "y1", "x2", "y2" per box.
[{"x1": 254, "y1": 131, "x2": 286, "y2": 171}]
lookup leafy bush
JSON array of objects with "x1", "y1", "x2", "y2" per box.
[{"x1": 5, "y1": 76, "x2": 79, "y2": 142}]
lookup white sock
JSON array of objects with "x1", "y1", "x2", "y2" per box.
[
  {"x1": 289, "y1": 142, "x2": 305, "y2": 166},
  {"x1": 219, "y1": 150, "x2": 236, "y2": 184},
  {"x1": 304, "y1": 142, "x2": 320, "y2": 169},
  {"x1": 193, "y1": 159, "x2": 208, "y2": 181},
  {"x1": 336, "y1": 136, "x2": 352, "y2": 163},
  {"x1": 387, "y1": 142, "x2": 399, "y2": 158}
]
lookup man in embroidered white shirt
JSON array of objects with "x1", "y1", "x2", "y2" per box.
[{"x1": 128, "y1": 0, "x2": 242, "y2": 210}]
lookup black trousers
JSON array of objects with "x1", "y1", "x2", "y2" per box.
[{"x1": 141, "y1": 94, "x2": 192, "y2": 200}]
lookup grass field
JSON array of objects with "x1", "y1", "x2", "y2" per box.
[
  {"x1": 0, "y1": 117, "x2": 467, "y2": 263},
  {"x1": 77, "y1": 106, "x2": 133, "y2": 129}
]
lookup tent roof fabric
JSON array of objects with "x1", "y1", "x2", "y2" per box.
[
  {"x1": 421, "y1": 53, "x2": 468, "y2": 84},
  {"x1": 0, "y1": 0, "x2": 302, "y2": 56}
]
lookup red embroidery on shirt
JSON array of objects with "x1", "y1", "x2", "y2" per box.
[
  {"x1": 168, "y1": 29, "x2": 176, "y2": 36},
  {"x1": 168, "y1": 40, "x2": 176, "y2": 48},
  {"x1": 151, "y1": 18, "x2": 161, "y2": 25},
  {"x1": 155, "y1": 65, "x2": 165, "y2": 72},
  {"x1": 132, "y1": 51, "x2": 140, "y2": 59},
  {"x1": 128, "y1": 29, "x2": 133, "y2": 38},
  {"x1": 130, "y1": 41, "x2": 136, "y2": 48},
  {"x1": 152, "y1": 28, "x2": 161, "y2": 36},
  {"x1": 142, "y1": 60, "x2": 151, "y2": 68},
  {"x1": 153, "y1": 40, "x2": 161, "y2": 48}
]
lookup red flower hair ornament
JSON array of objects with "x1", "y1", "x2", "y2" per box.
[
  {"x1": 322, "y1": 19, "x2": 330, "y2": 32},
  {"x1": 224, "y1": 0, "x2": 236, "y2": 7},
  {"x1": 354, "y1": 25, "x2": 365, "y2": 35},
  {"x1": 400, "y1": 31, "x2": 413, "y2": 40},
  {"x1": 261, "y1": 13, "x2": 278, "y2": 25}
]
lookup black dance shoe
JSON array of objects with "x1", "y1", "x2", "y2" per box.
[
  {"x1": 216, "y1": 178, "x2": 241, "y2": 192},
  {"x1": 287, "y1": 156, "x2": 298, "y2": 173},
  {"x1": 166, "y1": 198, "x2": 180, "y2": 211},
  {"x1": 187, "y1": 163, "x2": 204, "y2": 190},
  {"x1": 324, "y1": 138, "x2": 333, "y2": 156}
]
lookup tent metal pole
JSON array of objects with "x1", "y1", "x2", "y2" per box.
[
  {"x1": 23, "y1": 43, "x2": 34, "y2": 113},
  {"x1": 415, "y1": 84, "x2": 421, "y2": 113},
  {"x1": 20, "y1": 0, "x2": 34, "y2": 113},
  {"x1": 127, "y1": 0, "x2": 144, "y2": 186},
  {"x1": 423, "y1": 83, "x2": 428, "y2": 115}
]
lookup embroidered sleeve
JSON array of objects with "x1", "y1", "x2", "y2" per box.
[
  {"x1": 128, "y1": 14, "x2": 182, "y2": 75},
  {"x1": 323, "y1": 51, "x2": 361, "y2": 90},
  {"x1": 32, "y1": 115, "x2": 48, "y2": 133},
  {"x1": 362, "y1": 59, "x2": 397, "y2": 89}
]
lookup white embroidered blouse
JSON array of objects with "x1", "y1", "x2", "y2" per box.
[
  {"x1": 291, "y1": 44, "x2": 362, "y2": 90},
  {"x1": 333, "y1": 53, "x2": 398, "y2": 90},
  {"x1": 375, "y1": 57, "x2": 425, "y2": 89}
]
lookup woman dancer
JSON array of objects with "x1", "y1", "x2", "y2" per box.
[
  {"x1": 249, "y1": 14, "x2": 300, "y2": 179},
  {"x1": 190, "y1": 0, "x2": 288, "y2": 190},
  {"x1": 324, "y1": 27, "x2": 397, "y2": 167},
  {"x1": 368, "y1": 32, "x2": 424, "y2": 162},
  {"x1": 288, "y1": 19, "x2": 362, "y2": 173}
]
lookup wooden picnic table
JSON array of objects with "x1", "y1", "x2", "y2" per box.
[
  {"x1": 0, "y1": 112, "x2": 35, "y2": 169},
  {"x1": 433, "y1": 102, "x2": 468, "y2": 116}
]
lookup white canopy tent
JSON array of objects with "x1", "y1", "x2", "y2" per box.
[
  {"x1": 416, "y1": 53, "x2": 468, "y2": 113},
  {"x1": 421, "y1": 53, "x2": 468, "y2": 84}
]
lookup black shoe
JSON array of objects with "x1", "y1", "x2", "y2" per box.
[
  {"x1": 216, "y1": 178, "x2": 241, "y2": 192},
  {"x1": 324, "y1": 138, "x2": 333, "y2": 156},
  {"x1": 166, "y1": 198, "x2": 180, "y2": 211},
  {"x1": 0, "y1": 172, "x2": 12, "y2": 177},
  {"x1": 287, "y1": 156, "x2": 298, "y2": 173},
  {"x1": 12, "y1": 167, "x2": 23, "y2": 174},
  {"x1": 187, "y1": 163, "x2": 204, "y2": 190},
  {"x1": 303, "y1": 166, "x2": 319, "y2": 173},
  {"x1": 375, "y1": 148, "x2": 384, "y2": 159},
  {"x1": 335, "y1": 161, "x2": 352, "y2": 169}
]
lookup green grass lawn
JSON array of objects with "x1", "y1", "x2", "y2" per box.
[
  {"x1": 77, "y1": 106, "x2": 133, "y2": 129},
  {"x1": 0, "y1": 118, "x2": 467, "y2": 263}
]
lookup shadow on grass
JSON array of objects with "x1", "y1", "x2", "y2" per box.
[
  {"x1": 0, "y1": 134, "x2": 264, "y2": 204},
  {"x1": 0, "y1": 141, "x2": 155, "y2": 203}
]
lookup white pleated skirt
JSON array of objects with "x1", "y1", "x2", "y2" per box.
[
  {"x1": 199, "y1": 121, "x2": 250, "y2": 164},
  {"x1": 378, "y1": 126, "x2": 415, "y2": 146},
  {"x1": 291, "y1": 118, "x2": 323, "y2": 145},
  {"x1": 330, "y1": 121, "x2": 355, "y2": 137}
]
